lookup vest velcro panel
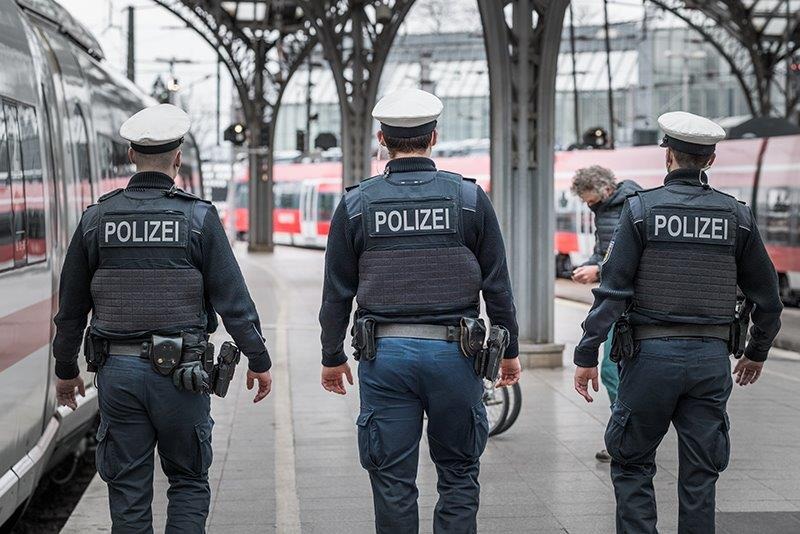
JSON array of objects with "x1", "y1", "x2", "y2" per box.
[
  {"x1": 91, "y1": 268, "x2": 204, "y2": 333},
  {"x1": 357, "y1": 246, "x2": 481, "y2": 314},
  {"x1": 634, "y1": 243, "x2": 737, "y2": 320}
]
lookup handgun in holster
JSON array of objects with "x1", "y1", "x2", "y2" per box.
[
  {"x1": 481, "y1": 326, "x2": 510, "y2": 382},
  {"x1": 351, "y1": 317, "x2": 377, "y2": 362},
  {"x1": 729, "y1": 298, "x2": 754, "y2": 359},
  {"x1": 609, "y1": 314, "x2": 636, "y2": 363},
  {"x1": 211, "y1": 341, "x2": 240, "y2": 398},
  {"x1": 83, "y1": 330, "x2": 108, "y2": 372}
]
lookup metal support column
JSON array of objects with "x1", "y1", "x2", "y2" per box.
[
  {"x1": 126, "y1": 6, "x2": 135, "y2": 83},
  {"x1": 249, "y1": 38, "x2": 274, "y2": 253},
  {"x1": 480, "y1": 0, "x2": 569, "y2": 368}
]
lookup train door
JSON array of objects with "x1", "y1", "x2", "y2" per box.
[{"x1": 298, "y1": 180, "x2": 318, "y2": 246}]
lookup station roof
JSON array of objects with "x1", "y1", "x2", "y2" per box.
[{"x1": 282, "y1": 50, "x2": 639, "y2": 106}]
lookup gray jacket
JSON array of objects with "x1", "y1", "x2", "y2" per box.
[{"x1": 583, "y1": 179, "x2": 642, "y2": 266}]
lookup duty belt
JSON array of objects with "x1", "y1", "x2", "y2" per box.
[
  {"x1": 108, "y1": 341, "x2": 150, "y2": 358},
  {"x1": 634, "y1": 324, "x2": 729, "y2": 341},
  {"x1": 374, "y1": 323, "x2": 460, "y2": 342}
]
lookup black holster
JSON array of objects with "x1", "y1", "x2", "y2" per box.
[
  {"x1": 351, "y1": 317, "x2": 377, "y2": 362},
  {"x1": 83, "y1": 330, "x2": 108, "y2": 372},
  {"x1": 609, "y1": 314, "x2": 637, "y2": 363},
  {"x1": 473, "y1": 325, "x2": 509, "y2": 382},
  {"x1": 210, "y1": 341, "x2": 241, "y2": 397},
  {"x1": 729, "y1": 298, "x2": 754, "y2": 358},
  {"x1": 460, "y1": 317, "x2": 486, "y2": 358}
]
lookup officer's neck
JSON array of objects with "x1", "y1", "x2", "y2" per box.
[
  {"x1": 135, "y1": 166, "x2": 177, "y2": 179},
  {"x1": 390, "y1": 151, "x2": 431, "y2": 160}
]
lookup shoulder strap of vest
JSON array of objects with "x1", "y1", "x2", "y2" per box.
[
  {"x1": 344, "y1": 176, "x2": 380, "y2": 220},
  {"x1": 628, "y1": 193, "x2": 644, "y2": 223},
  {"x1": 169, "y1": 188, "x2": 212, "y2": 204},
  {"x1": 96, "y1": 188, "x2": 124, "y2": 204},
  {"x1": 460, "y1": 177, "x2": 478, "y2": 212}
]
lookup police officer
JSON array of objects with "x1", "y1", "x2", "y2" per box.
[
  {"x1": 570, "y1": 166, "x2": 642, "y2": 462},
  {"x1": 53, "y1": 104, "x2": 273, "y2": 533},
  {"x1": 319, "y1": 88, "x2": 520, "y2": 533},
  {"x1": 573, "y1": 111, "x2": 783, "y2": 533}
]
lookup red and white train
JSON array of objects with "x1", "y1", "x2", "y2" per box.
[
  {"x1": 0, "y1": 0, "x2": 202, "y2": 527},
  {"x1": 229, "y1": 135, "x2": 800, "y2": 305}
]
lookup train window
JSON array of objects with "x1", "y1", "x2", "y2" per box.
[
  {"x1": 70, "y1": 105, "x2": 93, "y2": 207},
  {"x1": 275, "y1": 183, "x2": 300, "y2": 209},
  {"x1": 236, "y1": 182, "x2": 249, "y2": 209},
  {"x1": 317, "y1": 192, "x2": 337, "y2": 222},
  {"x1": 18, "y1": 106, "x2": 46, "y2": 264},
  {"x1": 0, "y1": 106, "x2": 13, "y2": 272},
  {"x1": 4, "y1": 104, "x2": 27, "y2": 267},
  {"x1": 764, "y1": 187, "x2": 792, "y2": 245},
  {"x1": 97, "y1": 133, "x2": 112, "y2": 189}
]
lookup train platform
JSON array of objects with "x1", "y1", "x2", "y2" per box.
[{"x1": 62, "y1": 246, "x2": 800, "y2": 534}]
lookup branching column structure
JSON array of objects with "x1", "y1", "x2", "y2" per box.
[
  {"x1": 649, "y1": 0, "x2": 800, "y2": 118},
  {"x1": 297, "y1": 0, "x2": 416, "y2": 187},
  {"x1": 151, "y1": 0, "x2": 316, "y2": 251},
  {"x1": 479, "y1": 0, "x2": 570, "y2": 368}
]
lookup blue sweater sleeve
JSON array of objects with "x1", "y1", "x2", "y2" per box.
[
  {"x1": 574, "y1": 201, "x2": 642, "y2": 367},
  {"x1": 318, "y1": 200, "x2": 358, "y2": 367},
  {"x1": 735, "y1": 206, "x2": 783, "y2": 362},
  {"x1": 198, "y1": 206, "x2": 271, "y2": 372}
]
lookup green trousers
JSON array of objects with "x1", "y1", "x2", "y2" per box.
[{"x1": 601, "y1": 330, "x2": 619, "y2": 404}]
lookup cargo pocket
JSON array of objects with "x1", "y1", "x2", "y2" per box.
[
  {"x1": 711, "y1": 413, "x2": 731, "y2": 472},
  {"x1": 193, "y1": 419, "x2": 214, "y2": 476},
  {"x1": 356, "y1": 409, "x2": 385, "y2": 470},
  {"x1": 470, "y1": 401, "x2": 489, "y2": 459},
  {"x1": 95, "y1": 419, "x2": 121, "y2": 482},
  {"x1": 604, "y1": 401, "x2": 632, "y2": 464}
]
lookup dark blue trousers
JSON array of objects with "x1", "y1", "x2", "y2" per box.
[
  {"x1": 357, "y1": 337, "x2": 488, "y2": 534},
  {"x1": 96, "y1": 355, "x2": 213, "y2": 534},
  {"x1": 605, "y1": 338, "x2": 733, "y2": 534}
]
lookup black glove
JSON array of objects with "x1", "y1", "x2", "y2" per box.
[{"x1": 172, "y1": 361, "x2": 209, "y2": 393}]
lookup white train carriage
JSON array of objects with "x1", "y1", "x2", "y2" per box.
[{"x1": 0, "y1": 0, "x2": 202, "y2": 526}]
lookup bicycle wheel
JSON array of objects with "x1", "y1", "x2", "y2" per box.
[
  {"x1": 493, "y1": 382, "x2": 522, "y2": 436},
  {"x1": 483, "y1": 380, "x2": 509, "y2": 437}
]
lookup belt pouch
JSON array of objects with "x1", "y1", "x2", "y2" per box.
[
  {"x1": 352, "y1": 317, "x2": 376, "y2": 362},
  {"x1": 150, "y1": 335, "x2": 183, "y2": 376},
  {"x1": 610, "y1": 315, "x2": 636, "y2": 363}
]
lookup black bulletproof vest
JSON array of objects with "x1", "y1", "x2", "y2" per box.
[
  {"x1": 632, "y1": 183, "x2": 739, "y2": 324},
  {"x1": 346, "y1": 170, "x2": 482, "y2": 318},
  {"x1": 90, "y1": 188, "x2": 206, "y2": 338}
]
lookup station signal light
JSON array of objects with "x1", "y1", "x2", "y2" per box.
[
  {"x1": 582, "y1": 127, "x2": 610, "y2": 149},
  {"x1": 223, "y1": 122, "x2": 247, "y2": 146}
]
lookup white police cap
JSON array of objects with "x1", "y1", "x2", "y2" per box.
[
  {"x1": 372, "y1": 88, "x2": 443, "y2": 138},
  {"x1": 120, "y1": 103, "x2": 191, "y2": 154},
  {"x1": 658, "y1": 111, "x2": 725, "y2": 156}
]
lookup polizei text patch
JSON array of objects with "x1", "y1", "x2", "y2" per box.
[
  {"x1": 100, "y1": 214, "x2": 188, "y2": 247},
  {"x1": 647, "y1": 208, "x2": 735, "y2": 246},
  {"x1": 367, "y1": 200, "x2": 457, "y2": 237}
]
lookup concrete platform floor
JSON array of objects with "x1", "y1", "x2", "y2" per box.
[{"x1": 62, "y1": 245, "x2": 800, "y2": 534}]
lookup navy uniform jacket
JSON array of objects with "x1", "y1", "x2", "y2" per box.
[
  {"x1": 52, "y1": 171, "x2": 271, "y2": 379},
  {"x1": 575, "y1": 168, "x2": 783, "y2": 367},
  {"x1": 319, "y1": 157, "x2": 519, "y2": 367}
]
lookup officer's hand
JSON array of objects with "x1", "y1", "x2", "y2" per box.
[
  {"x1": 733, "y1": 357, "x2": 763, "y2": 386},
  {"x1": 496, "y1": 357, "x2": 521, "y2": 387},
  {"x1": 321, "y1": 363, "x2": 353, "y2": 395},
  {"x1": 247, "y1": 370, "x2": 272, "y2": 403},
  {"x1": 574, "y1": 366, "x2": 599, "y2": 402},
  {"x1": 56, "y1": 377, "x2": 86, "y2": 411},
  {"x1": 572, "y1": 265, "x2": 600, "y2": 284}
]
